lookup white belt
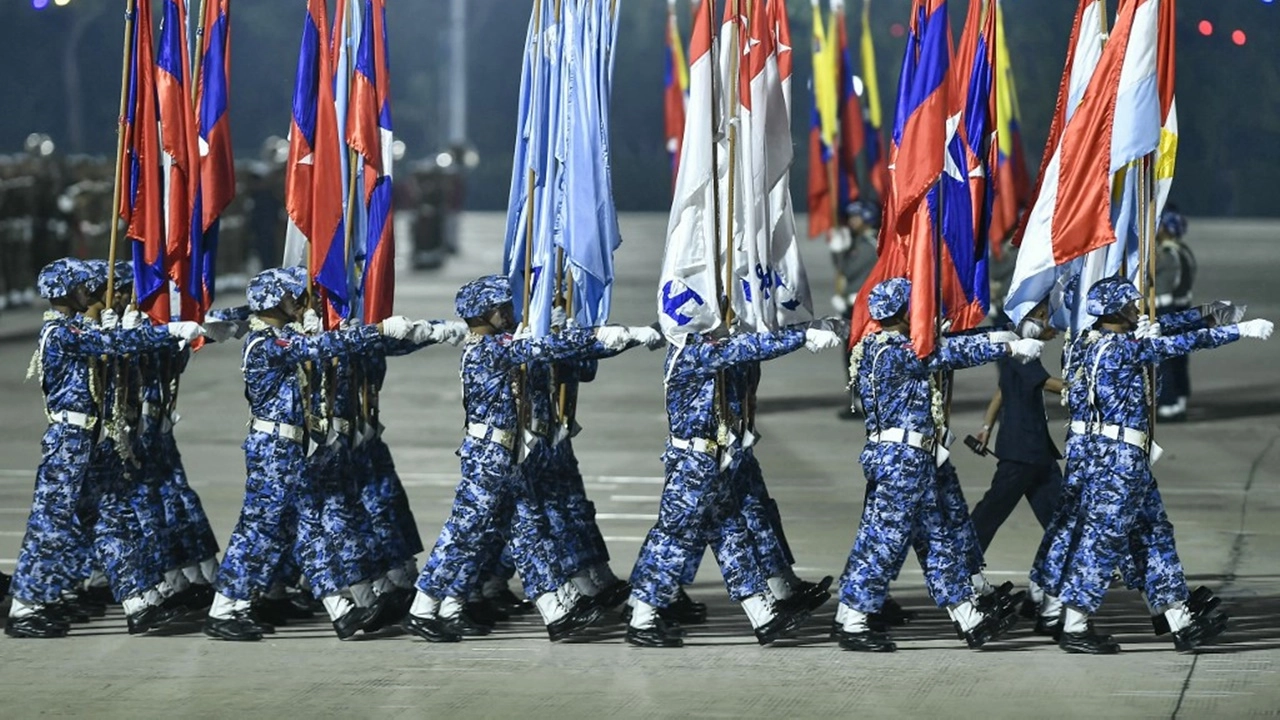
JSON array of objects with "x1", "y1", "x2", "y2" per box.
[
  {"x1": 669, "y1": 436, "x2": 719, "y2": 454},
  {"x1": 250, "y1": 418, "x2": 306, "y2": 443},
  {"x1": 467, "y1": 422, "x2": 515, "y2": 451},
  {"x1": 1068, "y1": 421, "x2": 1147, "y2": 448},
  {"x1": 868, "y1": 428, "x2": 935, "y2": 451},
  {"x1": 47, "y1": 410, "x2": 97, "y2": 430}
]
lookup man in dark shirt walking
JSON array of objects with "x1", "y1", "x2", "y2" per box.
[{"x1": 969, "y1": 301, "x2": 1064, "y2": 611}]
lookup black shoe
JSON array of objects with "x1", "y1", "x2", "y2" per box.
[
  {"x1": 1034, "y1": 615, "x2": 1064, "y2": 641},
  {"x1": 246, "y1": 607, "x2": 278, "y2": 634},
  {"x1": 1059, "y1": 625, "x2": 1121, "y2": 654},
  {"x1": 4, "y1": 610, "x2": 70, "y2": 639},
  {"x1": 837, "y1": 629, "x2": 897, "y2": 652},
  {"x1": 289, "y1": 591, "x2": 322, "y2": 617},
  {"x1": 332, "y1": 605, "x2": 380, "y2": 640},
  {"x1": 0, "y1": 571, "x2": 10, "y2": 598},
  {"x1": 547, "y1": 595, "x2": 604, "y2": 642},
  {"x1": 464, "y1": 599, "x2": 508, "y2": 628},
  {"x1": 1173, "y1": 611, "x2": 1229, "y2": 653},
  {"x1": 663, "y1": 589, "x2": 708, "y2": 625},
  {"x1": 127, "y1": 604, "x2": 184, "y2": 635},
  {"x1": 203, "y1": 612, "x2": 265, "y2": 641},
  {"x1": 955, "y1": 617, "x2": 1000, "y2": 649},
  {"x1": 594, "y1": 580, "x2": 632, "y2": 611},
  {"x1": 165, "y1": 585, "x2": 214, "y2": 615},
  {"x1": 402, "y1": 614, "x2": 463, "y2": 643},
  {"x1": 47, "y1": 602, "x2": 91, "y2": 625},
  {"x1": 790, "y1": 576, "x2": 834, "y2": 614},
  {"x1": 870, "y1": 596, "x2": 916, "y2": 628},
  {"x1": 625, "y1": 616, "x2": 684, "y2": 648},
  {"x1": 1152, "y1": 587, "x2": 1223, "y2": 636},
  {"x1": 62, "y1": 589, "x2": 107, "y2": 618},
  {"x1": 1019, "y1": 597, "x2": 1040, "y2": 620},
  {"x1": 755, "y1": 604, "x2": 810, "y2": 646},
  {"x1": 442, "y1": 609, "x2": 493, "y2": 637},
  {"x1": 489, "y1": 588, "x2": 535, "y2": 616},
  {"x1": 977, "y1": 582, "x2": 1026, "y2": 622},
  {"x1": 83, "y1": 585, "x2": 116, "y2": 607}
]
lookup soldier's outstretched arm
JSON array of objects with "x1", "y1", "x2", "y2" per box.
[
  {"x1": 1135, "y1": 323, "x2": 1255, "y2": 364},
  {"x1": 278, "y1": 323, "x2": 385, "y2": 364},
  {"x1": 498, "y1": 326, "x2": 602, "y2": 368},
  {"x1": 928, "y1": 333, "x2": 1010, "y2": 372},
  {"x1": 680, "y1": 327, "x2": 806, "y2": 374},
  {"x1": 109, "y1": 324, "x2": 184, "y2": 355},
  {"x1": 1158, "y1": 307, "x2": 1210, "y2": 334}
]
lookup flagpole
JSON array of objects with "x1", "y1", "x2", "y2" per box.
[
  {"x1": 828, "y1": 0, "x2": 840, "y2": 235},
  {"x1": 191, "y1": 0, "x2": 211, "y2": 105},
  {"x1": 707, "y1": 0, "x2": 725, "y2": 315},
  {"x1": 341, "y1": 0, "x2": 361, "y2": 319},
  {"x1": 106, "y1": 0, "x2": 140, "y2": 311},
  {"x1": 723, "y1": 0, "x2": 741, "y2": 329}
]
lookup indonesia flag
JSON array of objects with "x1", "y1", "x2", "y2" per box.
[
  {"x1": 665, "y1": 0, "x2": 690, "y2": 188},
  {"x1": 156, "y1": 0, "x2": 200, "y2": 320},
  {"x1": 123, "y1": 0, "x2": 168, "y2": 324},
  {"x1": 657, "y1": 0, "x2": 723, "y2": 343},
  {"x1": 1005, "y1": 0, "x2": 1159, "y2": 325},
  {"x1": 195, "y1": 0, "x2": 234, "y2": 310},
  {"x1": 349, "y1": 0, "x2": 395, "y2": 324},
  {"x1": 285, "y1": 0, "x2": 348, "y2": 326}
]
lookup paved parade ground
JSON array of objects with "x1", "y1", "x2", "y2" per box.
[{"x1": 1, "y1": 213, "x2": 1278, "y2": 718}]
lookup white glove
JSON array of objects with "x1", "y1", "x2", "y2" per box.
[
  {"x1": 408, "y1": 320, "x2": 438, "y2": 345},
  {"x1": 167, "y1": 321, "x2": 203, "y2": 343},
  {"x1": 100, "y1": 308, "x2": 119, "y2": 331},
  {"x1": 628, "y1": 325, "x2": 664, "y2": 350},
  {"x1": 1135, "y1": 316, "x2": 1162, "y2": 339},
  {"x1": 595, "y1": 325, "x2": 630, "y2": 351},
  {"x1": 1008, "y1": 337, "x2": 1044, "y2": 363},
  {"x1": 513, "y1": 324, "x2": 533, "y2": 340},
  {"x1": 302, "y1": 309, "x2": 322, "y2": 334},
  {"x1": 987, "y1": 330, "x2": 1019, "y2": 344},
  {"x1": 201, "y1": 320, "x2": 236, "y2": 344},
  {"x1": 1238, "y1": 319, "x2": 1274, "y2": 340},
  {"x1": 380, "y1": 315, "x2": 411, "y2": 340},
  {"x1": 805, "y1": 328, "x2": 841, "y2": 353},
  {"x1": 440, "y1": 320, "x2": 469, "y2": 346},
  {"x1": 550, "y1": 306, "x2": 568, "y2": 329},
  {"x1": 122, "y1": 309, "x2": 144, "y2": 330},
  {"x1": 809, "y1": 316, "x2": 839, "y2": 333},
  {"x1": 940, "y1": 318, "x2": 954, "y2": 334}
]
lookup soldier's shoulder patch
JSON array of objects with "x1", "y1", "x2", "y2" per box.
[{"x1": 273, "y1": 338, "x2": 292, "y2": 347}]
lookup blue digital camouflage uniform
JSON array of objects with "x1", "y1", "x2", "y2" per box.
[
  {"x1": 214, "y1": 321, "x2": 386, "y2": 601},
  {"x1": 10, "y1": 312, "x2": 177, "y2": 605},
  {"x1": 415, "y1": 326, "x2": 603, "y2": 602},
  {"x1": 838, "y1": 329, "x2": 1009, "y2": 613},
  {"x1": 136, "y1": 346, "x2": 220, "y2": 569},
  {"x1": 629, "y1": 328, "x2": 805, "y2": 608},
  {"x1": 1056, "y1": 316, "x2": 1241, "y2": 614}
]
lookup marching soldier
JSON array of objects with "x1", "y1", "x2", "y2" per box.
[{"x1": 1153, "y1": 207, "x2": 1196, "y2": 421}]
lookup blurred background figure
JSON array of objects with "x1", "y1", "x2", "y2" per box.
[
  {"x1": 1154, "y1": 205, "x2": 1196, "y2": 421},
  {"x1": 829, "y1": 200, "x2": 880, "y2": 421}
]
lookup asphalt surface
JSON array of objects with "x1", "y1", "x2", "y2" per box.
[{"x1": 0, "y1": 213, "x2": 1277, "y2": 719}]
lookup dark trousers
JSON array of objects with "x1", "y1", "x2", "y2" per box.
[{"x1": 970, "y1": 458, "x2": 1062, "y2": 552}]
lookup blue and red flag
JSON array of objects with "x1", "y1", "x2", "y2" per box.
[
  {"x1": 195, "y1": 0, "x2": 234, "y2": 311},
  {"x1": 834, "y1": 2, "x2": 864, "y2": 207},
  {"x1": 122, "y1": 0, "x2": 167, "y2": 324},
  {"x1": 286, "y1": 0, "x2": 348, "y2": 327},
  {"x1": 156, "y1": 0, "x2": 201, "y2": 321},
  {"x1": 890, "y1": 0, "x2": 950, "y2": 235},
  {"x1": 349, "y1": 0, "x2": 395, "y2": 324}
]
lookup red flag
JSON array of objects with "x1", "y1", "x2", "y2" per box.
[
  {"x1": 156, "y1": 0, "x2": 200, "y2": 320},
  {"x1": 122, "y1": 0, "x2": 168, "y2": 324},
  {"x1": 835, "y1": 5, "x2": 864, "y2": 205},
  {"x1": 890, "y1": 0, "x2": 951, "y2": 233}
]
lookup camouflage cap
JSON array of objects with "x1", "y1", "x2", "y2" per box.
[
  {"x1": 868, "y1": 277, "x2": 911, "y2": 321},
  {"x1": 37, "y1": 257, "x2": 94, "y2": 300},
  {"x1": 455, "y1": 274, "x2": 512, "y2": 320},
  {"x1": 1085, "y1": 276, "x2": 1141, "y2": 318}
]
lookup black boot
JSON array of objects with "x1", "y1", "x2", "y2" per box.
[
  {"x1": 46, "y1": 602, "x2": 91, "y2": 625},
  {"x1": 547, "y1": 595, "x2": 604, "y2": 642},
  {"x1": 1172, "y1": 611, "x2": 1229, "y2": 653},
  {"x1": 165, "y1": 585, "x2": 215, "y2": 615},
  {"x1": 1153, "y1": 587, "x2": 1223, "y2": 636},
  {"x1": 442, "y1": 609, "x2": 494, "y2": 637},
  {"x1": 83, "y1": 585, "x2": 116, "y2": 607},
  {"x1": 789, "y1": 576, "x2": 834, "y2": 614},
  {"x1": 464, "y1": 598, "x2": 508, "y2": 628},
  {"x1": 594, "y1": 580, "x2": 632, "y2": 611},
  {"x1": 402, "y1": 614, "x2": 463, "y2": 643},
  {"x1": 871, "y1": 596, "x2": 916, "y2": 627},
  {"x1": 4, "y1": 610, "x2": 70, "y2": 639},
  {"x1": 63, "y1": 589, "x2": 107, "y2": 618},
  {"x1": 0, "y1": 571, "x2": 10, "y2": 598},
  {"x1": 755, "y1": 603, "x2": 810, "y2": 646},
  {"x1": 1019, "y1": 596, "x2": 1040, "y2": 620},
  {"x1": 127, "y1": 604, "x2": 184, "y2": 635},
  {"x1": 625, "y1": 615, "x2": 684, "y2": 648},
  {"x1": 663, "y1": 589, "x2": 707, "y2": 625},
  {"x1": 332, "y1": 605, "x2": 380, "y2": 640},
  {"x1": 1034, "y1": 614, "x2": 1064, "y2": 641},
  {"x1": 954, "y1": 614, "x2": 1003, "y2": 649},
  {"x1": 1059, "y1": 622, "x2": 1121, "y2": 654},
  {"x1": 837, "y1": 628, "x2": 897, "y2": 652},
  {"x1": 489, "y1": 588, "x2": 535, "y2": 616},
  {"x1": 204, "y1": 611, "x2": 265, "y2": 642}
]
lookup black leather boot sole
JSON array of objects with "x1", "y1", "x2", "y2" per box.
[
  {"x1": 625, "y1": 617, "x2": 684, "y2": 648},
  {"x1": 442, "y1": 610, "x2": 493, "y2": 637},
  {"x1": 332, "y1": 605, "x2": 380, "y2": 640},
  {"x1": 203, "y1": 614, "x2": 265, "y2": 642},
  {"x1": 837, "y1": 629, "x2": 897, "y2": 652},
  {"x1": 4, "y1": 612, "x2": 70, "y2": 639},
  {"x1": 402, "y1": 614, "x2": 462, "y2": 643},
  {"x1": 128, "y1": 605, "x2": 185, "y2": 635},
  {"x1": 1059, "y1": 629, "x2": 1121, "y2": 654},
  {"x1": 547, "y1": 596, "x2": 604, "y2": 642},
  {"x1": 1173, "y1": 611, "x2": 1229, "y2": 653}
]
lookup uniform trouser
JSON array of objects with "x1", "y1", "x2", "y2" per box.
[
  {"x1": 311, "y1": 439, "x2": 381, "y2": 589},
  {"x1": 1057, "y1": 438, "x2": 1188, "y2": 614},
  {"x1": 630, "y1": 445, "x2": 768, "y2": 607},
  {"x1": 970, "y1": 458, "x2": 1063, "y2": 552},
  {"x1": 417, "y1": 441, "x2": 562, "y2": 601},
  {"x1": 541, "y1": 439, "x2": 610, "y2": 575},
  {"x1": 143, "y1": 430, "x2": 220, "y2": 566},
  {"x1": 81, "y1": 440, "x2": 161, "y2": 602},
  {"x1": 352, "y1": 442, "x2": 411, "y2": 575},
  {"x1": 838, "y1": 442, "x2": 974, "y2": 613},
  {"x1": 216, "y1": 433, "x2": 346, "y2": 600},
  {"x1": 934, "y1": 461, "x2": 985, "y2": 578},
  {"x1": 368, "y1": 438, "x2": 424, "y2": 557},
  {"x1": 11, "y1": 425, "x2": 96, "y2": 604},
  {"x1": 1030, "y1": 436, "x2": 1090, "y2": 596}
]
